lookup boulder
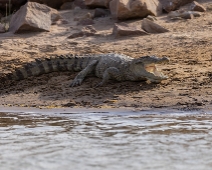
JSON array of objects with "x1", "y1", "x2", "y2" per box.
[
  {"x1": 159, "y1": 0, "x2": 194, "y2": 12},
  {"x1": 141, "y1": 18, "x2": 169, "y2": 33},
  {"x1": 0, "y1": 23, "x2": 5, "y2": 33},
  {"x1": 85, "y1": 0, "x2": 112, "y2": 8},
  {"x1": 28, "y1": 0, "x2": 74, "y2": 9},
  {"x1": 190, "y1": 1, "x2": 206, "y2": 12},
  {"x1": 9, "y1": 2, "x2": 60, "y2": 33},
  {"x1": 109, "y1": 0, "x2": 162, "y2": 20},
  {"x1": 113, "y1": 23, "x2": 149, "y2": 37}
]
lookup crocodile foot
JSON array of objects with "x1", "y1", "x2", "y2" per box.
[{"x1": 70, "y1": 79, "x2": 83, "y2": 87}]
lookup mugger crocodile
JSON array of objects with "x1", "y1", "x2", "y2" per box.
[{"x1": 1, "y1": 53, "x2": 169, "y2": 86}]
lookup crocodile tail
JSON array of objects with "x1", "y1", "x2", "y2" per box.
[{"x1": 2, "y1": 54, "x2": 95, "y2": 81}]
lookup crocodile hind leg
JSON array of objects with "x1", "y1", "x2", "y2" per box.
[
  {"x1": 96, "y1": 67, "x2": 123, "y2": 86},
  {"x1": 70, "y1": 60, "x2": 98, "y2": 87}
]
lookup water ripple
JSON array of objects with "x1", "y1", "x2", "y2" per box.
[{"x1": 0, "y1": 111, "x2": 212, "y2": 170}]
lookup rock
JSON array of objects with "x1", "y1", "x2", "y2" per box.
[
  {"x1": 50, "y1": 8, "x2": 62, "y2": 22},
  {"x1": 85, "y1": 0, "x2": 112, "y2": 8},
  {"x1": 9, "y1": 2, "x2": 60, "y2": 33},
  {"x1": 109, "y1": 0, "x2": 162, "y2": 20},
  {"x1": 181, "y1": 13, "x2": 194, "y2": 19},
  {"x1": 159, "y1": 0, "x2": 194, "y2": 12},
  {"x1": 28, "y1": 0, "x2": 74, "y2": 9},
  {"x1": 190, "y1": 1, "x2": 206, "y2": 12},
  {"x1": 55, "y1": 19, "x2": 69, "y2": 25},
  {"x1": 68, "y1": 25, "x2": 97, "y2": 38},
  {"x1": 0, "y1": 23, "x2": 5, "y2": 33},
  {"x1": 77, "y1": 18, "x2": 95, "y2": 25},
  {"x1": 113, "y1": 23, "x2": 149, "y2": 37},
  {"x1": 141, "y1": 18, "x2": 169, "y2": 33},
  {"x1": 168, "y1": 10, "x2": 201, "y2": 19},
  {"x1": 146, "y1": 15, "x2": 157, "y2": 21},
  {"x1": 94, "y1": 8, "x2": 110, "y2": 18}
]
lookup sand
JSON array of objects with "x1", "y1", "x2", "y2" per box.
[{"x1": 0, "y1": 1, "x2": 212, "y2": 111}]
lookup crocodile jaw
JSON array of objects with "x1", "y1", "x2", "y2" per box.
[{"x1": 145, "y1": 64, "x2": 168, "y2": 79}]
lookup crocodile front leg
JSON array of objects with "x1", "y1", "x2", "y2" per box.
[
  {"x1": 97, "y1": 67, "x2": 123, "y2": 86},
  {"x1": 70, "y1": 60, "x2": 98, "y2": 87}
]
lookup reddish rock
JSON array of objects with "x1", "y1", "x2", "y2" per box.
[
  {"x1": 159, "y1": 0, "x2": 194, "y2": 12},
  {"x1": 109, "y1": 0, "x2": 162, "y2": 20},
  {"x1": 190, "y1": 1, "x2": 206, "y2": 12},
  {"x1": 141, "y1": 18, "x2": 169, "y2": 33},
  {"x1": 113, "y1": 23, "x2": 149, "y2": 37},
  {"x1": 85, "y1": 0, "x2": 112, "y2": 8},
  {"x1": 9, "y1": 2, "x2": 60, "y2": 33}
]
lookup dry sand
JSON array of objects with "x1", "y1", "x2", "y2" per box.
[{"x1": 1, "y1": 1, "x2": 212, "y2": 111}]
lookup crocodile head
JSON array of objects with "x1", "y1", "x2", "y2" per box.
[{"x1": 132, "y1": 55, "x2": 169, "y2": 82}]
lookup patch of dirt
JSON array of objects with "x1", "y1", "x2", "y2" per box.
[{"x1": 1, "y1": 2, "x2": 212, "y2": 111}]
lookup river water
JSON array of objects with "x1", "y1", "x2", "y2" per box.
[{"x1": 0, "y1": 107, "x2": 212, "y2": 170}]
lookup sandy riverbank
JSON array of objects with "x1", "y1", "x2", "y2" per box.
[{"x1": 0, "y1": 2, "x2": 212, "y2": 111}]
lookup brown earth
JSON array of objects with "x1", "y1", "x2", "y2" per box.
[{"x1": 0, "y1": 1, "x2": 212, "y2": 111}]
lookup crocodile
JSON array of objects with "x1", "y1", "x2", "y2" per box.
[{"x1": 2, "y1": 53, "x2": 169, "y2": 86}]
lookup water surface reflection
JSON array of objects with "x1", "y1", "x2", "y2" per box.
[{"x1": 1, "y1": 111, "x2": 212, "y2": 170}]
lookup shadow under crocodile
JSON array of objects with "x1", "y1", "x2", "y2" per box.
[{"x1": 0, "y1": 71, "x2": 160, "y2": 108}]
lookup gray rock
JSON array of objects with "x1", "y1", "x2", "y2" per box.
[
  {"x1": 94, "y1": 8, "x2": 110, "y2": 18},
  {"x1": 159, "y1": 0, "x2": 194, "y2": 12},
  {"x1": 113, "y1": 23, "x2": 149, "y2": 37},
  {"x1": 142, "y1": 18, "x2": 169, "y2": 33}
]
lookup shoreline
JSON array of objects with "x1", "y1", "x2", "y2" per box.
[
  {"x1": 0, "y1": 105, "x2": 207, "y2": 114},
  {"x1": 1, "y1": 6, "x2": 212, "y2": 111}
]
